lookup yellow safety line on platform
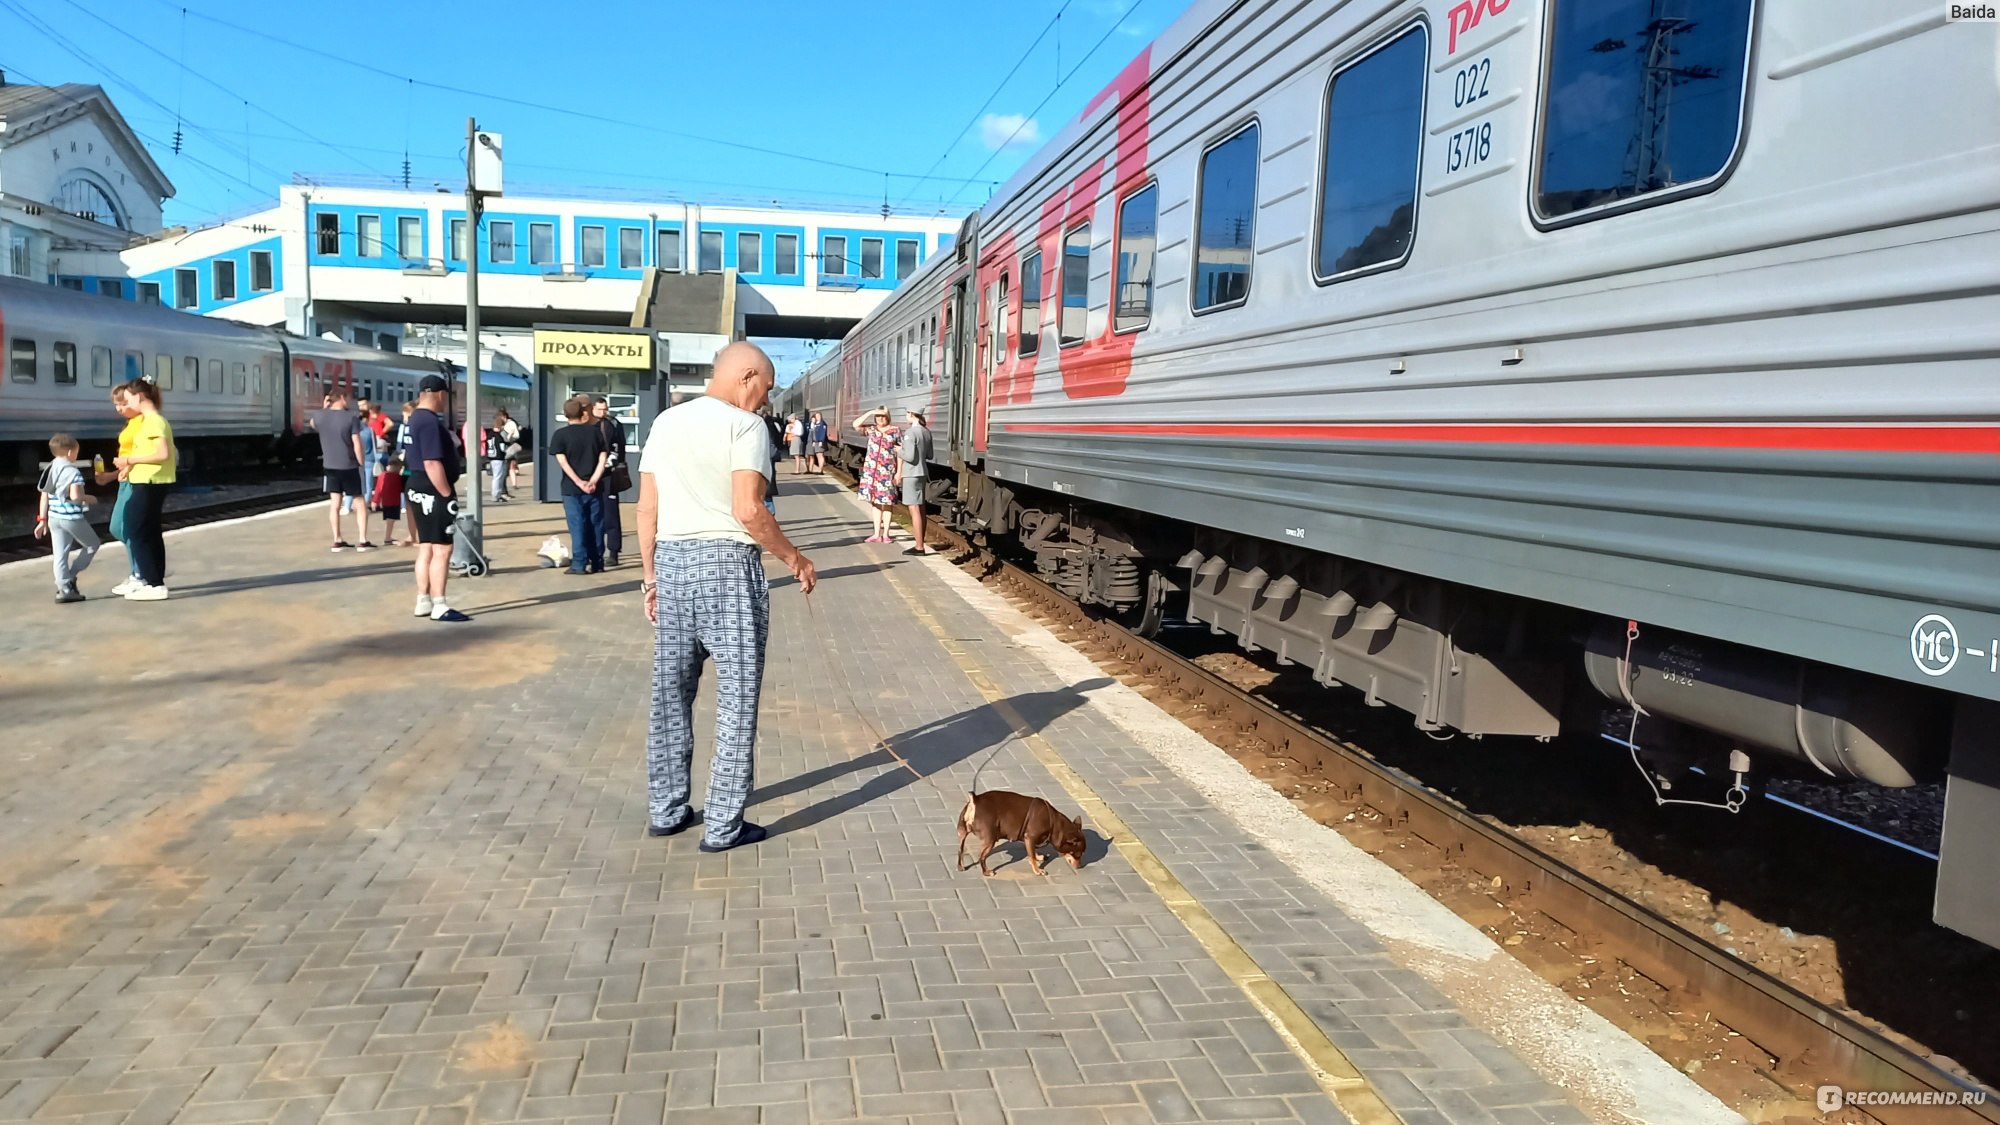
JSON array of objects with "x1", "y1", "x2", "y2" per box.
[{"x1": 878, "y1": 563, "x2": 1405, "y2": 1125}]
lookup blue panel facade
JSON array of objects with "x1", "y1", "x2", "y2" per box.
[
  {"x1": 307, "y1": 202, "x2": 430, "y2": 268},
  {"x1": 691, "y1": 220, "x2": 807, "y2": 287},
  {"x1": 442, "y1": 208, "x2": 565, "y2": 276},
  {"x1": 134, "y1": 236, "x2": 284, "y2": 316},
  {"x1": 817, "y1": 226, "x2": 929, "y2": 290}
]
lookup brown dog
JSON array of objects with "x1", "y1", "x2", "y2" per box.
[{"x1": 957, "y1": 789, "x2": 1086, "y2": 876}]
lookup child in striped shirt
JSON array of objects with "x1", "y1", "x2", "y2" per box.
[{"x1": 35, "y1": 433, "x2": 99, "y2": 603}]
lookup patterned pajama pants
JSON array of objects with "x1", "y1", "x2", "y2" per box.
[{"x1": 648, "y1": 538, "x2": 769, "y2": 846}]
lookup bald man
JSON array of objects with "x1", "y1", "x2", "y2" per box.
[{"x1": 636, "y1": 341, "x2": 816, "y2": 852}]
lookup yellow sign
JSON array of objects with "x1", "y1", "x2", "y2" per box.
[{"x1": 533, "y1": 330, "x2": 653, "y2": 370}]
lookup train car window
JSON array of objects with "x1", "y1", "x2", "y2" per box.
[
  {"x1": 861, "y1": 238, "x2": 884, "y2": 281},
  {"x1": 250, "y1": 250, "x2": 274, "y2": 292},
  {"x1": 156, "y1": 354, "x2": 174, "y2": 390},
  {"x1": 8, "y1": 337, "x2": 35, "y2": 383},
  {"x1": 1060, "y1": 224, "x2": 1091, "y2": 345},
  {"x1": 657, "y1": 228, "x2": 682, "y2": 271},
  {"x1": 775, "y1": 234, "x2": 799, "y2": 276},
  {"x1": 994, "y1": 272, "x2": 1011, "y2": 365},
  {"x1": 252, "y1": 364, "x2": 263, "y2": 396},
  {"x1": 924, "y1": 318, "x2": 934, "y2": 383},
  {"x1": 53, "y1": 342, "x2": 77, "y2": 385},
  {"x1": 233, "y1": 363, "x2": 247, "y2": 395},
  {"x1": 1316, "y1": 24, "x2": 1427, "y2": 281},
  {"x1": 357, "y1": 214, "x2": 382, "y2": 258},
  {"x1": 125, "y1": 351, "x2": 144, "y2": 381},
  {"x1": 213, "y1": 259, "x2": 238, "y2": 302},
  {"x1": 175, "y1": 267, "x2": 198, "y2": 309},
  {"x1": 907, "y1": 327, "x2": 919, "y2": 386},
  {"x1": 1115, "y1": 184, "x2": 1159, "y2": 333},
  {"x1": 1193, "y1": 122, "x2": 1259, "y2": 313},
  {"x1": 530, "y1": 222, "x2": 557, "y2": 267},
  {"x1": 1534, "y1": 0, "x2": 1754, "y2": 224},
  {"x1": 209, "y1": 359, "x2": 224, "y2": 394},
  {"x1": 1019, "y1": 252, "x2": 1043, "y2": 357},
  {"x1": 737, "y1": 232, "x2": 761, "y2": 274},
  {"x1": 580, "y1": 224, "x2": 606, "y2": 268},
  {"x1": 91, "y1": 346, "x2": 112, "y2": 388},
  {"x1": 183, "y1": 356, "x2": 200, "y2": 393}
]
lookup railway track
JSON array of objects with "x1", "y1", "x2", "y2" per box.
[
  {"x1": 0, "y1": 486, "x2": 321, "y2": 567},
  {"x1": 820, "y1": 465, "x2": 1996, "y2": 1124}
]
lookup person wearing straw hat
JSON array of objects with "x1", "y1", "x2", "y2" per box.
[{"x1": 853, "y1": 405, "x2": 901, "y2": 543}]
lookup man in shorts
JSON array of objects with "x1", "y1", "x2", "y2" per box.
[
  {"x1": 405, "y1": 375, "x2": 471, "y2": 622},
  {"x1": 309, "y1": 392, "x2": 368, "y2": 551},
  {"x1": 898, "y1": 408, "x2": 934, "y2": 555}
]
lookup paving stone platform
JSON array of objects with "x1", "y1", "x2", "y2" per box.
[{"x1": 0, "y1": 476, "x2": 1682, "y2": 1125}]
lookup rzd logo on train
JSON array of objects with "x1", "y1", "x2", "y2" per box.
[{"x1": 1448, "y1": 0, "x2": 1510, "y2": 54}]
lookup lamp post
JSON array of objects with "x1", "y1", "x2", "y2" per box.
[{"x1": 463, "y1": 118, "x2": 484, "y2": 556}]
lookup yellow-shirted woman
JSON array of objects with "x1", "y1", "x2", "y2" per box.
[{"x1": 111, "y1": 379, "x2": 176, "y2": 601}]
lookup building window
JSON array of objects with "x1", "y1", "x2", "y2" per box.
[
  {"x1": 530, "y1": 222, "x2": 556, "y2": 267},
  {"x1": 580, "y1": 224, "x2": 605, "y2": 268},
  {"x1": 489, "y1": 220, "x2": 515, "y2": 264},
  {"x1": 213, "y1": 259, "x2": 238, "y2": 302},
  {"x1": 895, "y1": 239, "x2": 919, "y2": 280},
  {"x1": 315, "y1": 211, "x2": 340, "y2": 255},
  {"x1": 1115, "y1": 184, "x2": 1158, "y2": 333},
  {"x1": 209, "y1": 358, "x2": 224, "y2": 394},
  {"x1": 52, "y1": 342, "x2": 76, "y2": 385},
  {"x1": 823, "y1": 235, "x2": 848, "y2": 277},
  {"x1": 737, "y1": 231, "x2": 761, "y2": 274},
  {"x1": 698, "y1": 230, "x2": 723, "y2": 273},
  {"x1": 1317, "y1": 26, "x2": 1427, "y2": 281},
  {"x1": 619, "y1": 227, "x2": 642, "y2": 269},
  {"x1": 91, "y1": 346, "x2": 112, "y2": 387},
  {"x1": 250, "y1": 250, "x2": 273, "y2": 291},
  {"x1": 1060, "y1": 224, "x2": 1090, "y2": 345},
  {"x1": 137, "y1": 281, "x2": 160, "y2": 306},
  {"x1": 775, "y1": 233, "x2": 798, "y2": 276},
  {"x1": 8, "y1": 338, "x2": 33, "y2": 383},
  {"x1": 861, "y1": 237, "x2": 884, "y2": 280},
  {"x1": 97, "y1": 279, "x2": 124, "y2": 299},
  {"x1": 58, "y1": 277, "x2": 84, "y2": 291},
  {"x1": 1194, "y1": 122, "x2": 1259, "y2": 313},
  {"x1": 397, "y1": 215, "x2": 423, "y2": 261},
  {"x1": 6, "y1": 231, "x2": 27, "y2": 277},
  {"x1": 175, "y1": 268, "x2": 198, "y2": 309},
  {"x1": 1018, "y1": 252, "x2": 1042, "y2": 356},
  {"x1": 183, "y1": 355, "x2": 199, "y2": 392},
  {"x1": 379, "y1": 334, "x2": 399, "y2": 353},
  {"x1": 357, "y1": 214, "x2": 382, "y2": 258},
  {"x1": 449, "y1": 218, "x2": 466, "y2": 262},
  {"x1": 1536, "y1": 0, "x2": 1753, "y2": 222},
  {"x1": 657, "y1": 228, "x2": 682, "y2": 271}
]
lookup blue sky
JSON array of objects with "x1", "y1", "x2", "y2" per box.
[{"x1": 2, "y1": 0, "x2": 1169, "y2": 377}]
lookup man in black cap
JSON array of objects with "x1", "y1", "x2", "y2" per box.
[{"x1": 405, "y1": 374, "x2": 471, "y2": 622}]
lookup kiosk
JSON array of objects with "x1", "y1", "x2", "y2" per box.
[{"x1": 531, "y1": 326, "x2": 670, "y2": 503}]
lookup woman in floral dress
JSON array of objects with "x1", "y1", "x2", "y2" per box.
[{"x1": 853, "y1": 406, "x2": 901, "y2": 543}]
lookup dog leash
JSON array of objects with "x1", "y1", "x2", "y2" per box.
[{"x1": 802, "y1": 582, "x2": 1009, "y2": 795}]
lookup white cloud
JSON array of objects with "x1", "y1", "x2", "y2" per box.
[{"x1": 980, "y1": 113, "x2": 1042, "y2": 150}]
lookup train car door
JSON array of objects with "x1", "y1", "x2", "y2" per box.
[{"x1": 947, "y1": 279, "x2": 976, "y2": 468}]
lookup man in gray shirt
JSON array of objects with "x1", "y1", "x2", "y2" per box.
[
  {"x1": 898, "y1": 408, "x2": 934, "y2": 556},
  {"x1": 309, "y1": 392, "x2": 367, "y2": 551}
]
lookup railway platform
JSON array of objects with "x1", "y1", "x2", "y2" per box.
[{"x1": 0, "y1": 478, "x2": 1739, "y2": 1125}]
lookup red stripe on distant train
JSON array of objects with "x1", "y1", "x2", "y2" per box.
[{"x1": 994, "y1": 422, "x2": 2000, "y2": 455}]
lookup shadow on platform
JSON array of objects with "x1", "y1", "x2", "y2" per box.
[{"x1": 756, "y1": 678, "x2": 1115, "y2": 842}]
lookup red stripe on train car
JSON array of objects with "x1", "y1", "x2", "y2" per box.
[{"x1": 994, "y1": 421, "x2": 2000, "y2": 456}]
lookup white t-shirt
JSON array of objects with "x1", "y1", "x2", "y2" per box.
[{"x1": 637, "y1": 396, "x2": 772, "y2": 545}]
